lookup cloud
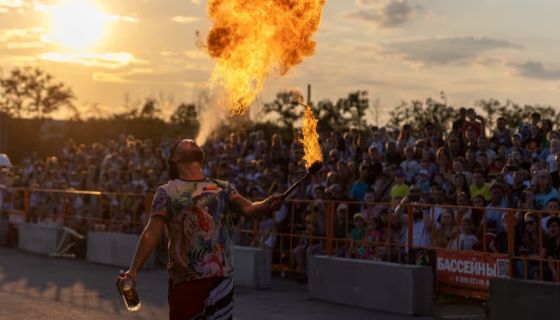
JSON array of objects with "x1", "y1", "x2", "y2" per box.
[
  {"x1": 0, "y1": 27, "x2": 46, "y2": 50},
  {"x1": 159, "y1": 50, "x2": 210, "y2": 69},
  {"x1": 384, "y1": 36, "x2": 522, "y2": 65},
  {"x1": 346, "y1": 0, "x2": 421, "y2": 28},
  {"x1": 0, "y1": 27, "x2": 41, "y2": 42},
  {"x1": 513, "y1": 61, "x2": 560, "y2": 80},
  {"x1": 93, "y1": 68, "x2": 208, "y2": 84},
  {"x1": 38, "y1": 52, "x2": 145, "y2": 69},
  {"x1": 0, "y1": 0, "x2": 24, "y2": 12},
  {"x1": 112, "y1": 15, "x2": 139, "y2": 23},
  {"x1": 171, "y1": 16, "x2": 200, "y2": 24}
]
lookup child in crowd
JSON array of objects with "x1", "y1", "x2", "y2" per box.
[
  {"x1": 348, "y1": 213, "x2": 367, "y2": 259},
  {"x1": 365, "y1": 217, "x2": 384, "y2": 260},
  {"x1": 449, "y1": 217, "x2": 479, "y2": 250}
]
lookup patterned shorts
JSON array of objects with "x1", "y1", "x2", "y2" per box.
[{"x1": 168, "y1": 277, "x2": 233, "y2": 320}]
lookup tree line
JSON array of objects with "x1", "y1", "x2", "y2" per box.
[{"x1": 1, "y1": 66, "x2": 559, "y2": 139}]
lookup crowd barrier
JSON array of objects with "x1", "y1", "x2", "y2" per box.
[
  {"x1": 308, "y1": 256, "x2": 433, "y2": 315},
  {"x1": 2, "y1": 187, "x2": 560, "y2": 302},
  {"x1": 490, "y1": 278, "x2": 560, "y2": 320},
  {"x1": 86, "y1": 231, "x2": 156, "y2": 269}
]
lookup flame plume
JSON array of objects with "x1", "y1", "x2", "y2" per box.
[
  {"x1": 299, "y1": 105, "x2": 323, "y2": 169},
  {"x1": 206, "y1": 0, "x2": 326, "y2": 115}
]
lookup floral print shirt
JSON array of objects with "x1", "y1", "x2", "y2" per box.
[{"x1": 151, "y1": 178, "x2": 238, "y2": 285}]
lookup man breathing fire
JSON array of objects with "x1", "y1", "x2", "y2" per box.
[{"x1": 124, "y1": 139, "x2": 283, "y2": 319}]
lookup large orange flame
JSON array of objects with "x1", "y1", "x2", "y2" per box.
[
  {"x1": 206, "y1": 0, "x2": 326, "y2": 115},
  {"x1": 299, "y1": 105, "x2": 323, "y2": 169}
]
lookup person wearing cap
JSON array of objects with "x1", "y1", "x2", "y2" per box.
[
  {"x1": 415, "y1": 169, "x2": 431, "y2": 193},
  {"x1": 348, "y1": 213, "x2": 367, "y2": 259},
  {"x1": 124, "y1": 139, "x2": 283, "y2": 320}
]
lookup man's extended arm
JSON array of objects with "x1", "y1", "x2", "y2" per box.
[
  {"x1": 125, "y1": 216, "x2": 165, "y2": 280},
  {"x1": 229, "y1": 194, "x2": 283, "y2": 218}
]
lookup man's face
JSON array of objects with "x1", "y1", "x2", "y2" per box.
[{"x1": 173, "y1": 139, "x2": 204, "y2": 164}]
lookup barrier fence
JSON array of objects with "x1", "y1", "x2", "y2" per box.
[{"x1": 1, "y1": 187, "x2": 560, "y2": 300}]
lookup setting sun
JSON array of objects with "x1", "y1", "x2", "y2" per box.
[{"x1": 45, "y1": 0, "x2": 109, "y2": 50}]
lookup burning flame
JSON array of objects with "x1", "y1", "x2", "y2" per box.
[
  {"x1": 206, "y1": 0, "x2": 326, "y2": 115},
  {"x1": 299, "y1": 105, "x2": 323, "y2": 169}
]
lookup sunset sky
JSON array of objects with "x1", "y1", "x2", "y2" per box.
[{"x1": 1, "y1": 0, "x2": 560, "y2": 122}]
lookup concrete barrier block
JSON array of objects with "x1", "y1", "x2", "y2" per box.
[
  {"x1": 233, "y1": 246, "x2": 271, "y2": 289},
  {"x1": 490, "y1": 278, "x2": 560, "y2": 320},
  {"x1": 18, "y1": 223, "x2": 61, "y2": 254},
  {"x1": 308, "y1": 256, "x2": 433, "y2": 316},
  {"x1": 86, "y1": 232, "x2": 155, "y2": 269}
]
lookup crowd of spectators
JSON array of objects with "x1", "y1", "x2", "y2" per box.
[{"x1": 1, "y1": 107, "x2": 560, "y2": 281}]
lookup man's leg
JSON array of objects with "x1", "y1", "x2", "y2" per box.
[{"x1": 168, "y1": 278, "x2": 217, "y2": 320}]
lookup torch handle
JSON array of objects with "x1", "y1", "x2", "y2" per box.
[{"x1": 281, "y1": 172, "x2": 311, "y2": 199}]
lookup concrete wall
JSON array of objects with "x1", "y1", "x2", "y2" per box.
[
  {"x1": 490, "y1": 278, "x2": 560, "y2": 320},
  {"x1": 308, "y1": 256, "x2": 433, "y2": 316},
  {"x1": 232, "y1": 246, "x2": 271, "y2": 289},
  {"x1": 86, "y1": 232, "x2": 155, "y2": 269},
  {"x1": 18, "y1": 223, "x2": 61, "y2": 254}
]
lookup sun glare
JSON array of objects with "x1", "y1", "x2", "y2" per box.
[{"x1": 45, "y1": 0, "x2": 109, "y2": 50}]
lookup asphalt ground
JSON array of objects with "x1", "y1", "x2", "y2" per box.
[{"x1": 0, "y1": 247, "x2": 485, "y2": 320}]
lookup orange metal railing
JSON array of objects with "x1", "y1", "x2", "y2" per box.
[{"x1": 2, "y1": 187, "x2": 560, "y2": 300}]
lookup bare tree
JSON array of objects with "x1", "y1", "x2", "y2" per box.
[{"x1": 0, "y1": 67, "x2": 75, "y2": 118}]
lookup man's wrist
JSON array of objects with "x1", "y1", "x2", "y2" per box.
[{"x1": 127, "y1": 268, "x2": 138, "y2": 279}]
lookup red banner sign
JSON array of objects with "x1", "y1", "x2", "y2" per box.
[{"x1": 436, "y1": 249, "x2": 509, "y2": 296}]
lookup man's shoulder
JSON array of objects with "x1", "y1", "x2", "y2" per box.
[
  {"x1": 156, "y1": 182, "x2": 171, "y2": 192},
  {"x1": 205, "y1": 177, "x2": 231, "y2": 188}
]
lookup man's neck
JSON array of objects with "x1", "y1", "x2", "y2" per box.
[{"x1": 177, "y1": 165, "x2": 205, "y2": 181}]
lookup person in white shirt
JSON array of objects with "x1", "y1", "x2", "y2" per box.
[
  {"x1": 400, "y1": 147, "x2": 419, "y2": 184},
  {"x1": 449, "y1": 217, "x2": 479, "y2": 251}
]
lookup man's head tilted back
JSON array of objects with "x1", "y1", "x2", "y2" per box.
[
  {"x1": 172, "y1": 139, "x2": 205, "y2": 164},
  {"x1": 168, "y1": 139, "x2": 205, "y2": 179}
]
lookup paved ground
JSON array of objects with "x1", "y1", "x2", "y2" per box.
[{"x1": 0, "y1": 247, "x2": 485, "y2": 320}]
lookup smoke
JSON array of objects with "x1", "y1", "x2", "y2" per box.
[{"x1": 195, "y1": 97, "x2": 225, "y2": 146}]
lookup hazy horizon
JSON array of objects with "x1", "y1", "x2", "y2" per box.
[{"x1": 2, "y1": 0, "x2": 560, "y2": 124}]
